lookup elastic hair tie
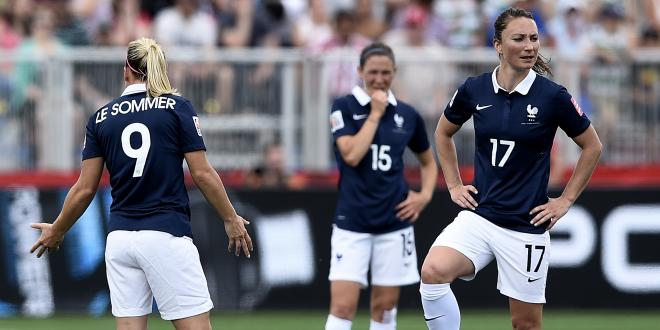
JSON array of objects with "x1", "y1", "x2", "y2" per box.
[{"x1": 125, "y1": 58, "x2": 146, "y2": 77}]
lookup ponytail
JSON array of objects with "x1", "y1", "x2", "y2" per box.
[{"x1": 126, "y1": 38, "x2": 179, "y2": 98}]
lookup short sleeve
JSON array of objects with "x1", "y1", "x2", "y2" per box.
[
  {"x1": 82, "y1": 114, "x2": 103, "y2": 160},
  {"x1": 176, "y1": 99, "x2": 206, "y2": 153},
  {"x1": 330, "y1": 97, "x2": 358, "y2": 140},
  {"x1": 443, "y1": 80, "x2": 473, "y2": 125},
  {"x1": 554, "y1": 88, "x2": 591, "y2": 138},
  {"x1": 407, "y1": 111, "x2": 430, "y2": 153}
]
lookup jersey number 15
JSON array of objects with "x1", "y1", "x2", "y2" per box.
[{"x1": 370, "y1": 144, "x2": 391, "y2": 171}]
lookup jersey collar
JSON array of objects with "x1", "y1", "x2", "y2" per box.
[
  {"x1": 351, "y1": 85, "x2": 398, "y2": 107},
  {"x1": 121, "y1": 83, "x2": 147, "y2": 96},
  {"x1": 491, "y1": 66, "x2": 536, "y2": 95}
]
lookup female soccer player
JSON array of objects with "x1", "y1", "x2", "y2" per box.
[
  {"x1": 326, "y1": 42, "x2": 438, "y2": 330},
  {"x1": 419, "y1": 7, "x2": 602, "y2": 330},
  {"x1": 29, "y1": 38, "x2": 253, "y2": 330}
]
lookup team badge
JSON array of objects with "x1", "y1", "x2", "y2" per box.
[
  {"x1": 394, "y1": 114, "x2": 404, "y2": 128},
  {"x1": 330, "y1": 110, "x2": 344, "y2": 132},
  {"x1": 526, "y1": 104, "x2": 538, "y2": 118},
  {"x1": 193, "y1": 116, "x2": 202, "y2": 136}
]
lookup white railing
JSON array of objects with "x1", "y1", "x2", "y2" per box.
[{"x1": 0, "y1": 47, "x2": 658, "y2": 173}]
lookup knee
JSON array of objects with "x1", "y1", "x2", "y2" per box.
[
  {"x1": 421, "y1": 261, "x2": 456, "y2": 284},
  {"x1": 330, "y1": 304, "x2": 357, "y2": 320},
  {"x1": 370, "y1": 301, "x2": 396, "y2": 320},
  {"x1": 511, "y1": 316, "x2": 541, "y2": 330}
]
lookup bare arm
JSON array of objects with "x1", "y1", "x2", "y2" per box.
[
  {"x1": 30, "y1": 157, "x2": 104, "y2": 257},
  {"x1": 185, "y1": 150, "x2": 253, "y2": 257},
  {"x1": 336, "y1": 90, "x2": 388, "y2": 166},
  {"x1": 435, "y1": 114, "x2": 478, "y2": 209},
  {"x1": 530, "y1": 125, "x2": 602, "y2": 229},
  {"x1": 395, "y1": 148, "x2": 438, "y2": 222}
]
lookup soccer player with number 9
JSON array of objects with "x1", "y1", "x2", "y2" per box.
[{"x1": 29, "y1": 38, "x2": 252, "y2": 330}]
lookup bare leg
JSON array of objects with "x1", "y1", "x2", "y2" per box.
[
  {"x1": 171, "y1": 311, "x2": 212, "y2": 330},
  {"x1": 370, "y1": 286, "x2": 399, "y2": 321},
  {"x1": 509, "y1": 298, "x2": 542, "y2": 330},
  {"x1": 329, "y1": 280, "x2": 362, "y2": 320},
  {"x1": 115, "y1": 316, "x2": 147, "y2": 330}
]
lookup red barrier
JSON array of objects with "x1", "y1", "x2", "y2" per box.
[{"x1": 0, "y1": 165, "x2": 658, "y2": 188}]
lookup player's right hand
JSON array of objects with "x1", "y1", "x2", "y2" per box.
[
  {"x1": 224, "y1": 215, "x2": 253, "y2": 258},
  {"x1": 370, "y1": 89, "x2": 388, "y2": 118},
  {"x1": 30, "y1": 222, "x2": 64, "y2": 258},
  {"x1": 448, "y1": 184, "x2": 478, "y2": 210}
]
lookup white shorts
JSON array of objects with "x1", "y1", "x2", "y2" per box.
[
  {"x1": 328, "y1": 225, "x2": 420, "y2": 288},
  {"x1": 105, "y1": 230, "x2": 213, "y2": 320},
  {"x1": 431, "y1": 211, "x2": 550, "y2": 303}
]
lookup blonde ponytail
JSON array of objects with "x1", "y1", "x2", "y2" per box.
[{"x1": 126, "y1": 38, "x2": 179, "y2": 98}]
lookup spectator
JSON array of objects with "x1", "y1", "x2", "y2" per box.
[
  {"x1": 70, "y1": 0, "x2": 113, "y2": 43},
  {"x1": 434, "y1": 0, "x2": 481, "y2": 48},
  {"x1": 49, "y1": 0, "x2": 92, "y2": 46},
  {"x1": 586, "y1": 2, "x2": 637, "y2": 154},
  {"x1": 244, "y1": 143, "x2": 290, "y2": 189},
  {"x1": 314, "y1": 9, "x2": 371, "y2": 100},
  {"x1": 354, "y1": 0, "x2": 386, "y2": 40},
  {"x1": 390, "y1": 0, "x2": 448, "y2": 45},
  {"x1": 0, "y1": 11, "x2": 21, "y2": 49},
  {"x1": 292, "y1": 0, "x2": 333, "y2": 50},
  {"x1": 154, "y1": 0, "x2": 217, "y2": 48},
  {"x1": 99, "y1": 0, "x2": 153, "y2": 46},
  {"x1": 384, "y1": 4, "x2": 450, "y2": 120},
  {"x1": 12, "y1": 7, "x2": 67, "y2": 167}
]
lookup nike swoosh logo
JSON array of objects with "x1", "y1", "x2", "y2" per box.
[
  {"x1": 424, "y1": 314, "x2": 445, "y2": 322},
  {"x1": 353, "y1": 114, "x2": 368, "y2": 120},
  {"x1": 475, "y1": 104, "x2": 493, "y2": 111},
  {"x1": 528, "y1": 277, "x2": 542, "y2": 283}
]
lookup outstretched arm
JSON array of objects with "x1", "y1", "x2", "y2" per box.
[
  {"x1": 530, "y1": 125, "x2": 602, "y2": 230},
  {"x1": 31, "y1": 157, "x2": 104, "y2": 257},
  {"x1": 185, "y1": 150, "x2": 253, "y2": 257}
]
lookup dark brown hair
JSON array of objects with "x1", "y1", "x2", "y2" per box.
[
  {"x1": 359, "y1": 42, "x2": 396, "y2": 68},
  {"x1": 494, "y1": 7, "x2": 552, "y2": 76}
]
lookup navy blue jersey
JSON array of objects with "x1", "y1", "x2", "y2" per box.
[
  {"x1": 82, "y1": 84, "x2": 206, "y2": 238},
  {"x1": 330, "y1": 86, "x2": 430, "y2": 234},
  {"x1": 444, "y1": 69, "x2": 590, "y2": 234}
]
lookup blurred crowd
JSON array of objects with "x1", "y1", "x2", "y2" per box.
[{"x1": 0, "y1": 0, "x2": 657, "y2": 51}]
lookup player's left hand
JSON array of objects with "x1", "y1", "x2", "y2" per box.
[
  {"x1": 30, "y1": 222, "x2": 65, "y2": 258},
  {"x1": 529, "y1": 196, "x2": 572, "y2": 230},
  {"x1": 396, "y1": 190, "x2": 431, "y2": 223}
]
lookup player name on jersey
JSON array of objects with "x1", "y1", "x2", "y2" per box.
[{"x1": 96, "y1": 96, "x2": 177, "y2": 124}]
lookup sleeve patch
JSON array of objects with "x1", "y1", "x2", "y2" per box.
[
  {"x1": 192, "y1": 116, "x2": 202, "y2": 136},
  {"x1": 570, "y1": 96, "x2": 583, "y2": 116},
  {"x1": 330, "y1": 110, "x2": 344, "y2": 133}
]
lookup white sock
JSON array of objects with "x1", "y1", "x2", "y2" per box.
[
  {"x1": 325, "y1": 314, "x2": 352, "y2": 330},
  {"x1": 369, "y1": 307, "x2": 397, "y2": 330},
  {"x1": 419, "y1": 282, "x2": 460, "y2": 330}
]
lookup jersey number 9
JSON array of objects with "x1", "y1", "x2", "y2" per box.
[{"x1": 121, "y1": 123, "x2": 151, "y2": 177}]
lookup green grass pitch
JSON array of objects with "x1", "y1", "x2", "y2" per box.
[{"x1": 0, "y1": 310, "x2": 658, "y2": 329}]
